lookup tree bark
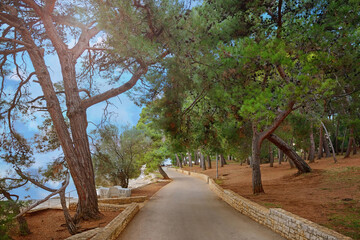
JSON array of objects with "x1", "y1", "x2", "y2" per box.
[
  {"x1": 207, "y1": 155, "x2": 212, "y2": 169},
  {"x1": 216, "y1": 154, "x2": 219, "y2": 179},
  {"x1": 194, "y1": 151, "x2": 199, "y2": 165},
  {"x1": 317, "y1": 126, "x2": 324, "y2": 159},
  {"x1": 353, "y1": 140, "x2": 357, "y2": 155},
  {"x1": 188, "y1": 152, "x2": 193, "y2": 167},
  {"x1": 269, "y1": 144, "x2": 274, "y2": 167},
  {"x1": 182, "y1": 155, "x2": 187, "y2": 166},
  {"x1": 59, "y1": 190, "x2": 77, "y2": 235},
  {"x1": 309, "y1": 123, "x2": 316, "y2": 163},
  {"x1": 288, "y1": 158, "x2": 296, "y2": 168},
  {"x1": 220, "y1": 154, "x2": 225, "y2": 167},
  {"x1": 201, "y1": 153, "x2": 206, "y2": 170},
  {"x1": 341, "y1": 130, "x2": 347, "y2": 155},
  {"x1": 175, "y1": 154, "x2": 182, "y2": 168},
  {"x1": 158, "y1": 165, "x2": 170, "y2": 179},
  {"x1": 344, "y1": 127, "x2": 354, "y2": 158},
  {"x1": 323, "y1": 134, "x2": 331, "y2": 157},
  {"x1": 278, "y1": 149, "x2": 283, "y2": 164},
  {"x1": 321, "y1": 121, "x2": 337, "y2": 163},
  {"x1": 268, "y1": 134, "x2": 312, "y2": 173},
  {"x1": 335, "y1": 119, "x2": 339, "y2": 154},
  {"x1": 223, "y1": 155, "x2": 228, "y2": 165},
  {"x1": 251, "y1": 131, "x2": 265, "y2": 194}
]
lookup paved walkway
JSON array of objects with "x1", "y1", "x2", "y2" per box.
[{"x1": 118, "y1": 168, "x2": 284, "y2": 240}]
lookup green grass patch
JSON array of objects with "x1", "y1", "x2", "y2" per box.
[
  {"x1": 327, "y1": 206, "x2": 360, "y2": 239},
  {"x1": 261, "y1": 202, "x2": 282, "y2": 208},
  {"x1": 214, "y1": 179, "x2": 223, "y2": 185},
  {"x1": 324, "y1": 167, "x2": 360, "y2": 184}
]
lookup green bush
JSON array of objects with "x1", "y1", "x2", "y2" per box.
[{"x1": 0, "y1": 201, "x2": 16, "y2": 240}]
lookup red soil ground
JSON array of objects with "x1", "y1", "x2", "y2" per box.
[
  {"x1": 10, "y1": 180, "x2": 170, "y2": 240},
  {"x1": 182, "y1": 154, "x2": 360, "y2": 239}
]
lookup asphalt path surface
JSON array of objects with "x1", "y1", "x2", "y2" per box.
[{"x1": 118, "y1": 168, "x2": 284, "y2": 240}]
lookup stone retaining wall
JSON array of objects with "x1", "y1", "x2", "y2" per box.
[
  {"x1": 170, "y1": 168, "x2": 351, "y2": 240},
  {"x1": 65, "y1": 228, "x2": 102, "y2": 240},
  {"x1": 66, "y1": 203, "x2": 139, "y2": 240},
  {"x1": 92, "y1": 203, "x2": 139, "y2": 240}
]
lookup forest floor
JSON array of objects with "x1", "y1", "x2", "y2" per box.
[
  {"x1": 182, "y1": 154, "x2": 360, "y2": 239},
  {"x1": 10, "y1": 180, "x2": 170, "y2": 240}
]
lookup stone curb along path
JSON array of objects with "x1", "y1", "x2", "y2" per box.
[
  {"x1": 65, "y1": 201, "x2": 141, "y2": 240},
  {"x1": 169, "y1": 168, "x2": 352, "y2": 240}
]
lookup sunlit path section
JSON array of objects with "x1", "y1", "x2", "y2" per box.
[{"x1": 118, "y1": 168, "x2": 284, "y2": 240}]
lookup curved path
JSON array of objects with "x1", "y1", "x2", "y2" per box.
[{"x1": 118, "y1": 168, "x2": 284, "y2": 240}]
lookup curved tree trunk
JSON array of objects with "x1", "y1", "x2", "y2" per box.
[
  {"x1": 268, "y1": 134, "x2": 312, "y2": 173},
  {"x1": 158, "y1": 165, "x2": 170, "y2": 179}
]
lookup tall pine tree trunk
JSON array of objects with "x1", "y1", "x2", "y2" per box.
[
  {"x1": 323, "y1": 134, "x2": 331, "y2": 157},
  {"x1": 251, "y1": 131, "x2": 264, "y2": 194},
  {"x1": 175, "y1": 154, "x2": 182, "y2": 168},
  {"x1": 288, "y1": 159, "x2": 296, "y2": 168},
  {"x1": 207, "y1": 155, "x2": 212, "y2": 169},
  {"x1": 309, "y1": 123, "x2": 316, "y2": 163},
  {"x1": 278, "y1": 149, "x2": 283, "y2": 165},
  {"x1": 341, "y1": 130, "x2": 347, "y2": 155},
  {"x1": 269, "y1": 144, "x2": 274, "y2": 167},
  {"x1": 182, "y1": 155, "x2": 187, "y2": 166},
  {"x1": 335, "y1": 119, "x2": 339, "y2": 154},
  {"x1": 353, "y1": 140, "x2": 357, "y2": 155},
  {"x1": 26, "y1": 41, "x2": 101, "y2": 221},
  {"x1": 188, "y1": 152, "x2": 193, "y2": 167},
  {"x1": 317, "y1": 126, "x2": 324, "y2": 159},
  {"x1": 201, "y1": 153, "x2": 206, "y2": 170},
  {"x1": 344, "y1": 127, "x2": 354, "y2": 158},
  {"x1": 194, "y1": 151, "x2": 199, "y2": 165},
  {"x1": 223, "y1": 155, "x2": 228, "y2": 165},
  {"x1": 216, "y1": 154, "x2": 219, "y2": 179},
  {"x1": 220, "y1": 154, "x2": 225, "y2": 167}
]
